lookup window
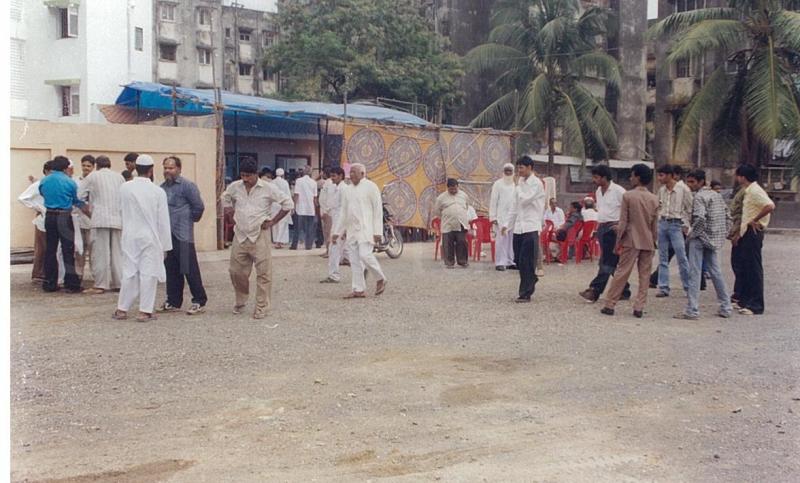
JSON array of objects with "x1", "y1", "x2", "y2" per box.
[
  {"x1": 262, "y1": 67, "x2": 275, "y2": 81},
  {"x1": 159, "y1": 43, "x2": 177, "y2": 62},
  {"x1": 198, "y1": 49, "x2": 212, "y2": 65},
  {"x1": 198, "y1": 8, "x2": 211, "y2": 26},
  {"x1": 135, "y1": 27, "x2": 144, "y2": 51},
  {"x1": 674, "y1": 0, "x2": 699, "y2": 13},
  {"x1": 262, "y1": 31, "x2": 275, "y2": 47},
  {"x1": 225, "y1": 27, "x2": 231, "y2": 38},
  {"x1": 61, "y1": 86, "x2": 79, "y2": 116},
  {"x1": 160, "y1": 3, "x2": 176, "y2": 21},
  {"x1": 725, "y1": 60, "x2": 739, "y2": 75},
  {"x1": 647, "y1": 71, "x2": 656, "y2": 89},
  {"x1": 239, "y1": 29, "x2": 251, "y2": 42},
  {"x1": 675, "y1": 58, "x2": 691, "y2": 78},
  {"x1": 239, "y1": 63, "x2": 253, "y2": 76},
  {"x1": 60, "y1": 7, "x2": 78, "y2": 38}
]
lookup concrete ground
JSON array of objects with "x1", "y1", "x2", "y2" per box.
[{"x1": 9, "y1": 235, "x2": 800, "y2": 482}]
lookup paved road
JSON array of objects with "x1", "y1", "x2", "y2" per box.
[{"x1": 10, "y1": 236, "x2": 800, "y2": 482}]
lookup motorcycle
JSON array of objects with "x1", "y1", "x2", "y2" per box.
[{"x1": 374, "y1": 202, "x2": 403, "y2": 259}]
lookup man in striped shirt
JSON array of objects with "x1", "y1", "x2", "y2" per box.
[{"x1": 79, "y1": 155, "x2": 125, "y2": 294}]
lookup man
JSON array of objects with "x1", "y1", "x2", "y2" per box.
[
  {"x1": 331, "y1": 163, "x2": 387, "y2": 299},
  {"x1": 501, "y1": 156, "x2": 546, "y2": 303},
  {"x1": 320, "y1": 167, "x2": 348, "y2": 283},
  {"x1": 271, "y1": 168, "x2": 292, "y2": 248},
  {"x1": 653, "y1": 164, "x2": 692, "y2": 298},
  {"x1": 727, "y1": 183, "x2": 747, "y2": 305},
  {"x1": 710, "y1": 180, "x2": 723, "y2": 193},
  {"x1": 123, "y1": 152, "x2": 139, "y2": 176},
  {"x1": 544, "y1": 198, "x2": 565, "y2": 228},
  {"x1": 18, "y1": 161, "x2": 52, "y2": 282},
  {"x1": 581, "y1": 198, "x2": 599, "y2": 222},
  {"x1": 260, "y1": 166, "x2": 274, "y2": 181},
  {"x1": 158, "y1": 156, "x2": 208, "y2": 315},
  {"x1": 674, "y1": 170, "x2": 733, "y2": 320},
  {"x1": 74, "y1": 154, "x2": 95, "y2": 280},
  {"x1": 121, "y1": 170, "x2": 133, "y2": 182},
  {"x1": 313, "y1": 169, "x2": 326, "y2": 249},
  {"x1": 600, "y1": 164, "x2": 659, "y2": 318},
  {"x1": 433, "y1": 178, "x2": 471, "y2": 268},
  {"x1": 113, "y1": 155, "x2": 172, "y2": 322},
  {"x1": 318, "y1": 168, "x2": 335, "y2": 257},
  {"x1": 222, "y1": 158, "x2": 293, "y2": 319},
  {"x1": 291, "y1": 165, "x2": 318, "y2": 250},
  {"x1": 579, "y1": 165, "x2": 631, "y2": 302},
  {"x1": 732, "y1": 164, "x2": 774, "y2": 315},
  {"x1": 39, "y1": 156, "x2": 86, "y2": 293},
  {"x1": 556, "y1": 201, "x2": 583, "y2": 240},
  {"x1": 79, "y1": 155, "x2": 125, "y2": 294},
  {"x1": 489, "y1": 163, "x2": 516, "y2": 270}
]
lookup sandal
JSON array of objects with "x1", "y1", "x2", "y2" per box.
[
  {"x1": 343, "y1": 292, "x2": 366, "y2": 299},
  {"x1": 136, "y1": 312, "x2": 157, "y2": 323},
  {"x1": 83, "y1": 287, "x2": 105, "y2": 295},
  {"x1": 111, "y1": 310, "x2": 128, "y2": 320},
  {"x1": 375, "y1": 279, "x2": 386, "y2": 296}
]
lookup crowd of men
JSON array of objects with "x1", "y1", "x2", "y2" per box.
[{"x1": 20, "y1": 151, "x2": 774, "y2": 321}]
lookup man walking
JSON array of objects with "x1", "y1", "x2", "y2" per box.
[
  {"x1": 222, "y1": 158, "x2": 293, "y2": 319},
  {"x1": 39, "y1": 156, "x2": 86, "y2": 293},
  {"x1": 113, "y1": 155, "x2": 172, "y2": 322},
  {"x1": 320, "y1": 167, "x2": 348, "y2": 283},
  {"x1": 732, "y1": 164, "x2": 774, "y2": 315},
  {"x1": 291, "y1": 165, "x2": 318, "y2": 250},
  {"x1": 79, "y1": 155, "x2": 125, "y2": 294},
  {"x1": 674, "y1": 170, "x2": 733, "y2": 320},
  {"x1": 271, "y1": 168, "x2": 292, "y2": 248},
  {"x1": 600, "y1": 164, "x2": 659, "y2": 318},
  {"x1": 654, "y1": 164, "x2": 692, "y2": 298},
  {"x1": 501, "y1": 156, "x2": 546, "y2": 303},
  {"x1": 489, "y1": 163, "x2": 516, "y2": 270},
  {"x1": 433, "y1": 178, "x2": 471, "y2": 268},
  {"x1": 579, "y1": 165, "x2": 631, "y2": 302},
  {"x1": 318, "y1": 168, "x2": 335, "y2": 257},
  {"x1": 158, "y1": 156, "x2": 208, "y2": 315},
  {"x1": 331, "y1": 163, "x2": 387, "y2": 299}
]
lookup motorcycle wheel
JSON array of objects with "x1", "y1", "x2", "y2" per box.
[{"x1": 385, "y1": 227, "x2": 403, "y2": 259}]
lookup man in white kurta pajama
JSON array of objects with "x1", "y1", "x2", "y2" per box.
[
  {"x1": 320, "y1": 167, "x2": 349, "y2": 283},
  {"x1": 489, "y1": 162, "x2": 516, "y2": 271},
  {"x1": 114, "y1": 155, "x2": 173, "y2": 322},
  {"x1": 331, "y1": 163, "x2": 386, "y2": 298},
  {"x1": 271, "y1": 168, "x2": 293, "y2": 247}
]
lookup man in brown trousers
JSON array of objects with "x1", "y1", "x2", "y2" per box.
[{"x1": 601, "y1": 164, "x2": 659, "y2": 318}]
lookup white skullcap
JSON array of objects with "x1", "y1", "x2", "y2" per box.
[
  {"x1": 67, "y1": 158, "x2": 74, "y2": 168},
  {"x1": 136, "y1": 154, "x2": 154, "y2": 166},
  {"x1": 503, "y1": 163, "x2": 514, "y2": 170},
  {"x1": 275, "y1": 168, "x2": 285, "y2": 176}
]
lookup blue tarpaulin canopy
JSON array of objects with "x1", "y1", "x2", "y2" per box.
[{"x1": 115, "y1": 81, "x2": 431, "y2": 139}]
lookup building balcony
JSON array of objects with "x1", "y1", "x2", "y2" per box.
[
  {"x1": 198, "y1": 64, "x2": 214, "y2": 86},
  {"x1": 239, "y1": 43, "x2": 253, "y2": 63},
  {"x1": 195, "y1": 30, "x2": 214, "y2": 48},
  {"x1": 159, "y1": 21, "x2": 178, "y2": 42},
  {"x1": 158, "y1": 61, "x2": 178, "y2": 84}
]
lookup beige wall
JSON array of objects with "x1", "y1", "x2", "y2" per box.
[{"x1": 10, "y1": 120, "x2": 219, "y2": 251}]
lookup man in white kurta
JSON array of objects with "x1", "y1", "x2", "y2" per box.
[
  {"x1": 114, "y1": 155, "x2": 173, "y2": 322},
  {"x1": 489, "y1": 162, "x2": 516, "y2": 270},
  {"x1": 271, "y1": 168, "x2": 293, "y2": 247},
  {"x1": 331, "y1": 163, "x2": 386, "y2": 298},
  {"x1": 320, "y1": 167, "x2": 349, "y2": 283}
]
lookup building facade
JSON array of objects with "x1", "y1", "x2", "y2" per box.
[{"x1": 10, "y1": 0, "x2": 154, "y2": 122}]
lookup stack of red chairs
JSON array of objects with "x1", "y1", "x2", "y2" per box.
[
  {"x1": 470, "y1": 216, "x2": 495, "y2": 262},
  {"x1": 575, "y1": 220, "x2": 598, "y2": 264},
  {"x1": 558, "y1": 220, "x2": 584, "y2": 264}
]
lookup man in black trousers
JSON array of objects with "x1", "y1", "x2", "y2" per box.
[{"x1": 158, "y1": 156, "x2": 208, "y2": 315}]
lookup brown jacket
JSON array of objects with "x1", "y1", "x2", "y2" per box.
[{"x1": 617, "y1": 187, "x2": 659, "y2": 251}]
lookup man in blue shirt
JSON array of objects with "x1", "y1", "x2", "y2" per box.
[
  {"x1": 38, "y1": 156, "x2": 86, "y2": 292},
  {"x1": 158, "y1": 156, "x2": 208, "y2": 315}
]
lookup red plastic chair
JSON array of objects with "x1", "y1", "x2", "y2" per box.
[
  {"x1": 540, "y1": 220, "x2": 555, "y2": 263},
  {"x1": 431, "y1": 217, "x2": 442, "y2": 260},
  {"x1": 470, "y1": 216, "x2": 495, "y2": 262},
  {"x1": 558, "y1": 220, "x2": 584, "y2": 264},
  {"x1": 575, "y1": 220, "x2": 598, "y2": 264}
]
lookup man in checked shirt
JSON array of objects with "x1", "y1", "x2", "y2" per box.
[{"x1": 675, "y1": 169, "x2": 733, "y2": 320}]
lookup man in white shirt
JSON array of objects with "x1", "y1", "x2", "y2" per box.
[
  {"x1": 490, "y1": 163, "x2": 517, "y2": 270},
  {"x1": 113, "y1": 155, "x2": 173, "y2": 323},
  {"x1": 74, "y1": 155, "x2": 95, "y2": 280},
  {"x1": 331, "y1": 163, "x2": 387, "y2": 298},
  {"x1": 271, "y1": 168, "x2": 293, "y2": 247},
  {"x1": 543, "y1": 198, "x2": 566, "y2": 228},
  {"x1": 433, "y1": 179, "x2": 471, "y2": 268},
  {"x1": 579, "y1": 164, "x2": 631, "y2": 303},
  {"x1": 222, "y1": 159, "x2": 294, "y2": 319},
  {"x1": 79, "y1": 155, "x2": 125, "y2": 294},
  {"x1": 18, "y1": 161, "x2": 51, "y2": 282},
  {"x1": 501, "y1": 156, "x2": 546, "y2": 303},
  {"x1": 291, "y1": 165, "x2": 318, "y2": 250},
  {"x1": 318, "y1": 168, "x2": 335, "y2": 256},
  {"x1": 319, "y1": 167, "x2": 349, "y2": 283}
]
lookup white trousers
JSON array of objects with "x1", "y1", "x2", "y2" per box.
[
  {"x1": 117, "y1": 273, "x2": 158, "y2": 314},
  {"x1": 328, "y1": 239, "x2": 349, "y2": 281},
  {"x1": 91, "y1": 228, "x2": 123, "y2": 290},
  {"x1": 347, "y1": 240, "x2": 385, "y2": 293},
  {"x1": 273, "y1": 217, "x2": 291, "y2": 244},
  {"x1": 495, "y1": 230, "x2": 514, "y2": 267}
]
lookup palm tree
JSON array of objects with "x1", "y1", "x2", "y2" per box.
[
  {"x1": 648, "y1": 0, "x2": 800, "y2": 168},
  {"x1": 466, "y1": 0, "x2": 621, "y2": 173}
]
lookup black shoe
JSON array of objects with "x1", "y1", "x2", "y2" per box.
[
  {"x1": 507, "y1": 265, "x2": 518, "y2": 270},
  {"x1": 515, "y1": 297, "x2": 531, "y2": 303},
  {"x1": 655, "y1": 291, "x2": 669, "y2": 298},
  {"x1": 620, "y1": 292, "x2": 631, "y2": 301},
  {"x1": 289, "y1": 246, "x2": 297, "y2": 250},
  {"x1": 579, "y1": 288, "x2": 598, "y2": 303},
  {"x1": 495, "y1": 266, "x2": 506, "y2": 271},
  {"x1": 43, "y1": 285, "x2": 59, "y2": 293},
  {"x1": 600, "y1": 307, "x2": 614, "y2": 316},
  {"x1": 633, "y1": 310, "x2": 643, "y2": 318}
]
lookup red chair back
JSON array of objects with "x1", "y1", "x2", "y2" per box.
[
  {"x1": 579, "y1": 220, "x2": 598, "y2": 242},
  {"x1": 431, "y1": 217, "x2": 441, "y2": 236},
  {"x1": 471, "y1": 216, "x2": 493, "y2": 243}
]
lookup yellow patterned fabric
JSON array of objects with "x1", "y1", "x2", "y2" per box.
[{"x1": 341, "y1": 122, "x2": 513, "y2": 229}]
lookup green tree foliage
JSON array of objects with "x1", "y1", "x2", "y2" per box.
[
  {"x1": 466, "y1": 0, "x2": 621, "y2": 171},
  {"x1": 266, "y1": 0, "x2": 464, "y2": 117},
  {"x1": 648, "y1": 0, "x2": 800, "y2": 169}
]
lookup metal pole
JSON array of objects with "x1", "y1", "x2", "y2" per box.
[
  {"x1": 171, "y1": 83, "x2": 178, "y2": 127},
  {"x1": 215, "y1": 88, "x2": 225, "y2": 250},
  {"x1": 234, "y1": 110, "x2": 239, "y2": 174}
]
